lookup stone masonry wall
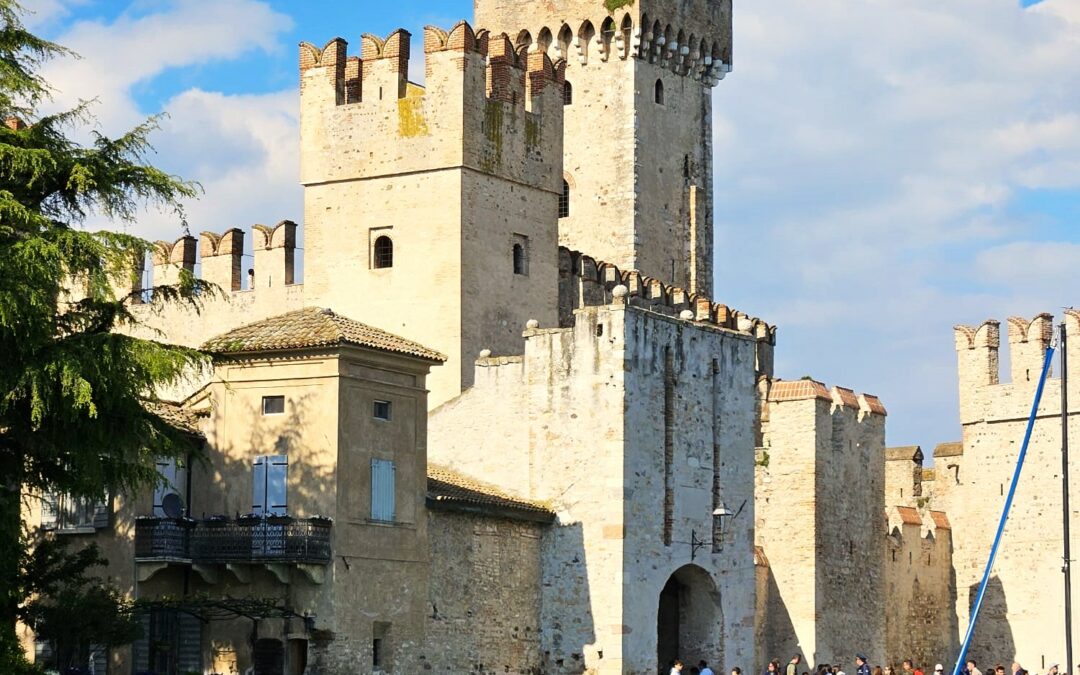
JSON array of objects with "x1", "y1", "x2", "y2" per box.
[
  {"x1": 429, "y1": 300, "x2": 760, "y2": 674},
  {"x1": 757, "y1": 380, "x2": 887, "y2": 670},
  {"x1": 425, "y1": 510, "x2": 546, "y2": 674},
  {"x1": 937, "y1": 312, "x2": 1080, "y2": 670},
  {"x1": 474, "y1": 0, "x2": 732, "y2": 295},
  {"x1": 883, "y1": 510, "x2": 957, "y2": 669}
]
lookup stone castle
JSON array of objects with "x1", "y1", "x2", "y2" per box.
[{"x1": 19, "y1": 1, "x2": 1080, "y2": 674}]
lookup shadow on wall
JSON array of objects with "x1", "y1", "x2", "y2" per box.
[
  {"x1": 540, "y1": 521, "x2": 596, "y2": 674},
  {"x1": 151, "y1": 391, "x2": 338, "y2": 675},
  {"x1": 965, "y1": 576, "x2": 1016, "y2": 670},
  {"x1": 658, "y1": 564, "x2": 725, "y2": 673},
  {"x1": 759, "y1": 563, "x2": 806, "y2": 674}
]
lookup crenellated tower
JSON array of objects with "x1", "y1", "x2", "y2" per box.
[
  {"x1": 474, "y1": 0, "x2": 732, "y2": 296},
  {"x1": 299, "y1": 22, "x2": 565, "y2": 405}
]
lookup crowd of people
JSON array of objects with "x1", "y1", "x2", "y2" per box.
[{"x1": 666, "y1": 653, "x2": 1077, "y2": 675}]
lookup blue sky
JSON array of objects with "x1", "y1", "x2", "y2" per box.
[{"x1": 27, "y1": 0, "x2": 1080, "y2": 454}]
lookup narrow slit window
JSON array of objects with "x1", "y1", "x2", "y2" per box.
[
  {"x1": 563, "y1": 80, "x2": 573, "y2": 106},
  {"x1": 262, "y1": 396, "x2": 285, "y2": 416},
  {"x1": 512, "y1": 234, "x2": 529, "y2": 276},
  {"x1": 654, "y1": 78, "x2": 665, "y2": 105},
  {"x1": 373, "y1": 236, "x2": 393, "y2": 269},
  {"x1": 559, "y1": 180, "x2": 570, "y2": 218},
  {"x1": 373, "y1": 400, "x2": 392, "y2": 421}
]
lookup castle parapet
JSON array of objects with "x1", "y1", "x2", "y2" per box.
[
  {"x1": 152, "y1": 236, "x2": 196, "y2": 287},
  {"x1": 299, "y1": 21, "x2": 564, "y2": 192},
  {"x1": 557, "y1": 246, "x2": 776, "y2": 375},
  {"x1": 1006, "y1": 313, "x2": 1054, "y2": 385},
  {"x1": 199, "y1": 228, "x2": 244, "y2": 291},
  {"x1": 252, "y1": 221, "x2": 296, "y2": 289}
]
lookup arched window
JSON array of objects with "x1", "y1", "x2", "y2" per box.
[
  {"x1": 373, "y1": 236, "x2": 393, "y2": 269},
  {"x1": 513, "y1": 244, "x2": 526, "y2": 275},
  {"x1": 559, "y1": 180, "x2": 570, "y2": 218},
  {"x1": 654, "y1": 79, "x2": 665, "y2": 105},
  {"x1": 563, "y1": 80, "x2": 573, "y2": 106}
]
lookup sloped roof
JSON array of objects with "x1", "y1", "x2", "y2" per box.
[
  {"x1": 886, "y1": 445, "x2": 923, "y2": 462},
  {"x1": 201, "y1": 307, "x2": 446, "y2": 362},
  {"x1": 934, "y1": 441, "x2": 964, "y2": 458},
  {"x1": 146, "y1": 401, "x2": 203, "y2": 437},
  {"x1": 754, "y1": 545, "x2": 770, "y2": 568},
  {"x1": 930, "y1": 510, "x2": 951, "y2": 530},
  {"x1": 895, "y1": 506, "x2": 923, "y2": 526},
  {"x1": 427, "y1": 466, "x2": 555, "y2": 523},
  {"x1": 768, "y1": 379, "x2": 832, "y2": 403}
]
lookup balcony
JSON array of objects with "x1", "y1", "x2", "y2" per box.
[{"x1": 135, "y1": 516, "x2": 332, "y2": 566}]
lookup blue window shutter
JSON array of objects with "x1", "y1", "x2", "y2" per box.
[
  {"x1": 371, "y1": 459, "x2": 395, "y2": 522},
  {"x1": 267, "y1": 455, "x2": 288, "y2": 516},
  {"x1": 252, "y1": 456, "x2": 267, "y2": 516}
]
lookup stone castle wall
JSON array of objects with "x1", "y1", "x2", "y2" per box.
[
  {"x1": 755, "y1": 380, "x2": 887, "y2": 669},
  {"x1": 429, "y1": 300, "x2": 760, "y2": 674},
  {"x1": 474, "y1": 0, "x2": 731, "y2": 295},
  {"x1": 933, "y1": 312, "x2": 1080, "y2": 670}
]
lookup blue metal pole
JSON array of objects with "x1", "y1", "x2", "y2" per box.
[{"x1": 951, "y1": 346, "x2": 1056, "y2": 675}]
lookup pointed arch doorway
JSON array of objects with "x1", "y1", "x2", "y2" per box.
[{"x1": 657, "y1": 564, "x2": 724, "y2": 672}]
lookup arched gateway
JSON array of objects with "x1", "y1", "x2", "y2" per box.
[{"x1": 657, "y1": 564, "x2": 724, "y2": 671}]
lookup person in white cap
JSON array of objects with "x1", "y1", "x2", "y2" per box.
[{"x1": 934, "y1": 665, "x2": 944, "y2": 675}]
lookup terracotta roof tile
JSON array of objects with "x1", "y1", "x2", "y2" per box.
[
  {"x1": 896, "y1": 506, "x2": 922, "y2": 526},
  {"x1": 146, "y1": 401, "x2": 202, "y2": 436},
  {"x1": 831, "y1": 386, "x2": 860, "y2": 409},
  {"x1": 860, "y1": 394, "x2": 887, "y2": 416},
  {"x1": 427, "y1": 465, "x2": 554, "y2": 522},
  {"x1": 202, "y1": 307, "x2": 446, "y2": 362},
  {"x1": 930, "y1": 510, "x2": 951, "y2": 530},
  {"x1": 934, "y1": 441, "x2": 964, "y2": 458},
  {"x1": 768, "y1": 379, "x2": 832, "y2": 403}
]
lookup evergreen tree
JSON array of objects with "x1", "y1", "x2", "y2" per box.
[{"x1": 0, "y1": 1, "x2": 212, "y2": 665}]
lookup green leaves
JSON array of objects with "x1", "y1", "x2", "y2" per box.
[{"x1": 0, "y1": 2, "x2": 215, "y2": 664}]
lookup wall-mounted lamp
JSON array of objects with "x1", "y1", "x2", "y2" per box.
[{"x1": 690, "y1": 505, "x2": 735, "y2": 561}]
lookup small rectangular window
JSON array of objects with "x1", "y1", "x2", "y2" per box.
[
  {"x1": 262, "y1": 395, "x2": 285, "y2": 415},
  {"x1": 512, "y1": 234, "x2": 529, "y2": 276},
  {"x1": 373, "y1": 400, "x2": 392, "y2": 421}
]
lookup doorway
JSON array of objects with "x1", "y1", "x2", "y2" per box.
[{"x1": 656, "y1": 564, "x2": 724, "y2": 672}]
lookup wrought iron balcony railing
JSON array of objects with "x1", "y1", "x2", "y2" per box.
[{"x1": 134, "y1": 516, "x2": 332, "y2": 565}]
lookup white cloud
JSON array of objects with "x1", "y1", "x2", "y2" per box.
[
  {"x1": 714, "y1": 0, "x2": 1080, "y2": 449},
  {"x1": 32, "y1": 0, "x2": 299, "y2": 247}
]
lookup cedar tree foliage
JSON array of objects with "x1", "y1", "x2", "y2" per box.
[{"x1": 0, "y1": 0, "x2": 214, "y2": 665}]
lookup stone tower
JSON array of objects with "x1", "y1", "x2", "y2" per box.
[
  {"x1": 475, "y1": 0, "x2": 732, "y2": 296},
  {"x1": 299, "y1": 24, "x2": 564, "y2": 405}
]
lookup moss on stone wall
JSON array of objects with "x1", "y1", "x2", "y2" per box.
[
  {"x1": 397, "y1": 97, "x2": 429, "y2": 138},
  {"x1": 604, "y1": 0, "x2": 634, "y2": 12}
]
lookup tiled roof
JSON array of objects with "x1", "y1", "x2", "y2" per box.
[
  {"x1": 832, "y1": 386, "x2": 860, "y2": 409},
  {"x1": 146, "y1": 401, "x2": 203, "y2": 436},
  {"x1": 934, "y1": 441, "x2": 964, "y2": 458},
  {"x1": 885, "y1": 445, "x2": 923, "y2": 462},
  {"x1": 896, "y1": 506, "x2": 922, "y2": 526},
  {"x1": 768, "y1": 379, "x2": 832, "y2": 403},
  {"x1": 426, "y1": 466, "x2": 555, "y2": 522},
  {"x1": 930, "y1": 510, "x2": 951, "y2": 530},
  {"x1": 201, "y1": 307, "x2": 446, "y2": 362},
  {"x1": 860, "y1": 394, "x2": 888, "y2": 416}
]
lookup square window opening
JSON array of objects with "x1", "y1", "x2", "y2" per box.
[
  {"x1": 373, "y1": 400, "x2": 392, "y2": 421},
  {"x1": 262, "y1": 395, "x2": 285, "y2": 416}
]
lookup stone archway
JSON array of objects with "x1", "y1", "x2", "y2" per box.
[{"x1": 657, "y1": 564, "x2": 724, "y2": 672}]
